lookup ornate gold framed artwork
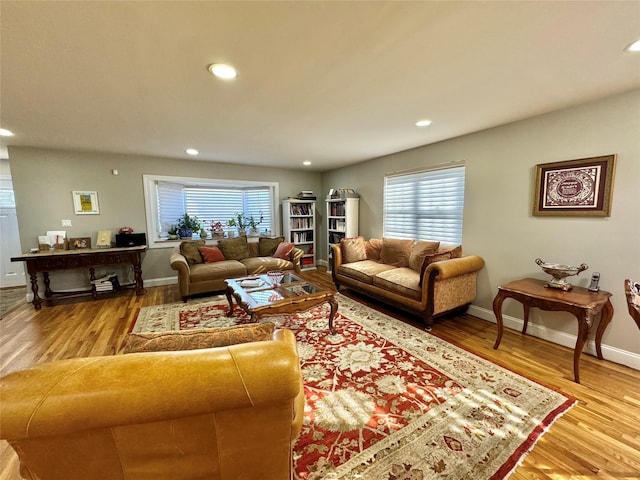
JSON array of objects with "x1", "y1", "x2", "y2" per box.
[
  {"x1": 72, "y1": 191, "x2": 100, "y2": 215},
  {"x1": 532, "y1": 155, "x2": 616, "y2": 217}
]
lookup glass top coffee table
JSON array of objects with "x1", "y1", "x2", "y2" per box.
[{"x1": 224, "y1": 272, "x2": 338, "y2": 334}]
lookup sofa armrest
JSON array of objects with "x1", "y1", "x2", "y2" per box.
[
  {"x1": 424, "y1": 255, "x2": 485, "y2": 281},
  {"x1": 170, "y1": 246, "x2": 191, "y2": 297},
  {"x1": 290, "y1": 247, "x2": 304, "y2": 274}
]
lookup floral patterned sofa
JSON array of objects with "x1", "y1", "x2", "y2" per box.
[{"x1": 331, "y1": 237, "x2": 485, "y2": 328}]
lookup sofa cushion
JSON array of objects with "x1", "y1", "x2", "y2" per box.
[
  {"x1": 258, "y1": 236, "x2": 285, "y2": 256},
  {"x1": 218, "y1": 236, "x2": 250, "y2": 260},
  {"x1": 273, "y1": 242, "x2": 295, "y2": 260},
  {"x1": 373, "y1": 267, "x2": 421, "y2": 300},
  {"x1": 365, "y1": 238, "x2": 383, "y2": 261},
  {"x1": 418, "y1": 246, "x2": 463, "y2": 286},
  {"x1": 340, "y1": 236, "x2": 367, "y2": 263},
  {"x1": 241, "y1": 256, "x2": 293, "y2": 275},
  {"x1": 408, "y1": 241, "x2": 441, "y2": 272},
  {"x1": 180, "y1": 240, "x2": 206, "y2": 266},
  {"x1": 189, "y1": 260, "x2": 247, "y2": 283},
  {"x1": 339, "y1": 260, "x2": 395, "y2": 284},
  {"x1": 123, "y1": 322, "x2": 276, "y2": 353},
  {"x1": 380, "y1": 238, "x2": 414, "y2": 267},
  {"x1": 199, "y1": 246, "x2": 225, "y2": 263},
  {"x1": 437, "y1": 244, "x2": 463, "y2": 258}
]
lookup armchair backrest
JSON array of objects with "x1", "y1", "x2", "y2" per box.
[{"x1": 1, "y1": 329, "x2": 304, "y2": 480}]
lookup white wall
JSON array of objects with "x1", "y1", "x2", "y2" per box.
[{"x1": 321, "y1": 89, "x2": 640, "y2": 365}]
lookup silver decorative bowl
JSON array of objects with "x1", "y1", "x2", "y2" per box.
[{"x1": 535, "y1": 258, "x2": 588, "y2": 291}]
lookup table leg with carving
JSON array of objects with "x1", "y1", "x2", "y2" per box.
[
  {"x1": 225, "y1": 286, "x2": 236, "y2": 317},
  {"x1": 327, "y1": 296, "x2": 339, "y2": 335},
  {"x1": 131, "y1": 253, "x2": 145, "y2": 296},
  {"x1": 521, "y1": 304, "x2": 530, "y2": 334},
  {"x1": 27, "y1": 267, "x2": 42, "y2": 310},
  {"x1": 492, "y1": 291, "x2": 506, "y2": 349},
  {"x1": 595, "y1": 300, "x2": 613, "y2": 360},
  {"x1": 89, "y1": 267, "x2": 97, "y2": 300}
]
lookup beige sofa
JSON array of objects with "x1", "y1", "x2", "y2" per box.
[
  {"x1": 171, "y1": 236, "x2": 303, "y2": 301},
  {"x1": 331, "y1": 237, "x2": 485, "y2": 328}
]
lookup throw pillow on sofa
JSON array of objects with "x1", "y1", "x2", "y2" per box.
[
  {"x1": 123, "y1": 322, "x2": 276, "y2": 353},
  {"x1": 380, "y1": 238, "x2": 415, "y2": 267},
  {"x1": 180, "y1": 240, "x2": 206, "y2": 266},
  {"x1": 340, "y1": 236, "x2": 367, "y2": 263},
  {"x1": 258, "y1": 236, "x2": 285, "y2": 256},
  {"x1": 218, "y1": 236, "x2": 250, "y2": 260},
  {"x1": 365, "y1": 238, "x2": 383, "y2": 261},
  {"x1": 418, "y1": 245, "x2": 463, "y2": 286},
  {"x1": 199, "y1": 246, "x2": 225, "y2": 263},
  {"x1": 409, "y1": 241, "x2": 441, "y2": 272},
  {"x1": 273, "y1": 241, "x2": 295, "y2": 260}
]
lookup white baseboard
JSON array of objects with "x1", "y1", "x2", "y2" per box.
[
  {"x1": 468, "y1": 304, "x2": 640, "y2": 371},
  {"x1": 144, "y1": 276, "x2": 178, "y2": 287},
  {"x1": 317, "y1": 259, "x2": 328, "y2": 268}
]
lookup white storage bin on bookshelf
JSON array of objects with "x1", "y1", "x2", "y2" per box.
[
  {"x1": 326, "y1": 197, "x2": 359, "y2": 272},
  {"x1": 282, "y1": 199, "x2": 316, "y2": 269}
]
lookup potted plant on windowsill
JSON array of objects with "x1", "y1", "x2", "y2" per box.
[
  {"x1": 247, "y1": 213, "x2": 264, "y2": 237},
  {"x1": 210, "y1": 221, "x2": 225, "y2": 239},
  {"x1": 176, "y1": 213, "x2": 201, "y2": 239}
]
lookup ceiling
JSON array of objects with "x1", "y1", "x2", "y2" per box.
[{"x1": 1, "y1": 1, "x2": 639, "y2": 171}]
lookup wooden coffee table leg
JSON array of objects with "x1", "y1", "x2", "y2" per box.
[
  {"x1": 327, "y1": 296, "x2": 338, "y2": 334},
  {"x1": 225, "y1": 286, "x2": 235, "y2": 317}
]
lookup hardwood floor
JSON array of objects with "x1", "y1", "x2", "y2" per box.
[{"x1": 1, "y1": 270, "x2": 639, "y2": 479}]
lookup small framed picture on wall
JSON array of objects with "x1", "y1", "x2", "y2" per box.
[{"x1": 72, "y1": 191, "x2": 100, "y2": 215}]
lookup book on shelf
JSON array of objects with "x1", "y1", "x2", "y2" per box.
[{"x1": 240, "y1": 278, "x2": 265, "y2": 288}]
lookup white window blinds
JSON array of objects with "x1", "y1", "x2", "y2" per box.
[
  {"x1": 157, "y1": 182, "x2": 185, "y2": 233},
  {"x1": 383, "y1": 165, "x2": 465, "y2": 244}
]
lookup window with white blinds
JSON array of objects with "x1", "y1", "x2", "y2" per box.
[
  {"x1": 383, "y1": 165, "x2": 465, "y2": 244},
  {"x1": 143, "y1": 175, "x2": 279, "y2": 248}
]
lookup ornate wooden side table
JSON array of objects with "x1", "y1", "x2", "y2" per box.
[{"x1": 492, "y1": 277, "x2": 613, "y2": 383}]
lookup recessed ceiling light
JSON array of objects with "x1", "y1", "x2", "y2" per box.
[
  {"x1": 208, "y1": 63, "x2": 237, "y2": 79},
  {"x1": 186, "y1": 148, "x2": 199, "y2": 156},
  {"x1": 415, "y1": 119, "x2": 432, "y2": 127},
  {"x1": 303, "y1": 161, "x2": 312, "y2": 166},
  {"x1": 0, "y1": 128, "x2": 15, "y2": 137},
  {"x1": 624, "y1": 39, "x2": 640, "y2": 52}
]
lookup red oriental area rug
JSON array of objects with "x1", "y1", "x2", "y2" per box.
[{"x1": 131, "y1": 294, "x2": 575, "y2": 480}]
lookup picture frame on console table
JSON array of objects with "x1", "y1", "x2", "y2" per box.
[
  {"x1": 72, "y1": 190, "x2": 100, "y2": 215},
  {"x1": 532, "y1": 154, "x2": 616, "y2": 217}
]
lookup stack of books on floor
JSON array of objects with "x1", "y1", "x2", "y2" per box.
[{"x1": 92, "y1": 274, "x2": 120, "y2": 292}]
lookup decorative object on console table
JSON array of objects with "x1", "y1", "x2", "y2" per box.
[
  {"x1": 96, "y1": 230, "x2": 112, "y2": 248},
  {"x1": 70, "y1": 237, "x2": 91, "y2": 249},
  {"x1": 535, "y1": 258, "x2": 588, "y2": 291},
  {"x1": 532, "y1": 154, "x2": 616, "y2": 217},
  {"x1": 326, "y1": 193, "x2": 359, "y2": 273},
  {"x1": 116, "y1": 232, "x2": 147, "y2": 248},
  {"x1": 72, "y1": 190, "x2": 100, "y2": 215},
  {"x1": 282, "y1": 199, "x2": 315, "y2": 269}
]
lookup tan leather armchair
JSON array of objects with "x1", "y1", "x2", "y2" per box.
[{"x1": 0, "y1": 329, "x2": 304, "y2": 480}]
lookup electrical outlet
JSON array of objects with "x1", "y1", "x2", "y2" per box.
[{"x1": 61, "y1": 219, "x2": 72, "y2": 227}]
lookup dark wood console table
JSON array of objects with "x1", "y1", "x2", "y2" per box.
[
  {"x1": 492, "y1": 277, "x2": 613, "y2": 383},
  {"x1": 11, "y1": 245, "x2": 146, "y2": 310}
]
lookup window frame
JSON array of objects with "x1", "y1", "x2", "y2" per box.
[
  {"x1": 143, "y1": 174, "x2": 280, "y2": 249},
  {"x1": 383, "y1": 162, "x2": 465, "y2": 244}
]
